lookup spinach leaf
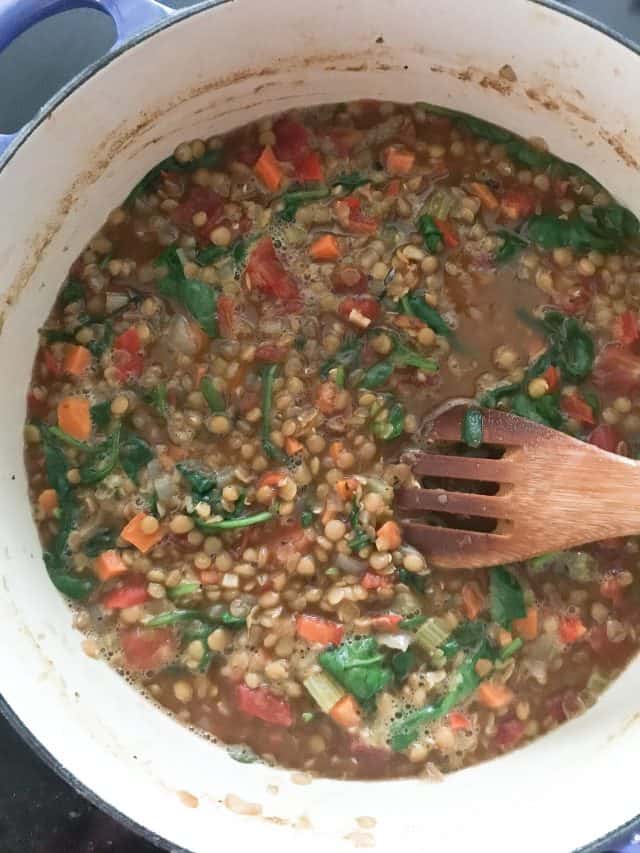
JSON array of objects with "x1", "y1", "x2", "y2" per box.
[
  {"x1": 399, "y1": 614, "x2": 427, "y2": 631},
  {"x1": 399, "y1": 292, "x2": 453, "y2": 339},
  {"x1": 279, "y1": 186, "x2": 330, "y2": 222},
  {"x1": 440, "y1": 620, "x2": 488, "y2": 658},
  {"x1": 527, "y1": 204, "x2": 639, "y2": 255},
  {"x1": 389, "y1": 338, "x2": 438, "y2": 373},
  {"x1": 359, "y1": 361, "x2": 393, "y2": 389},
  {"x1": 260, "y1": 364, "x2": 285, "y2": 461},
  {"x1": 119, "y1": 432, "x2": 154, "y2": 484},
  {"x1": 320, "y1": 336, "x2": 362, "y2": 379},
  {"x1": 398, "y1": 567, "x2": 426, "y2": 594},
  {"x1": 86, "y1": 320, "x2": 114, "y2": 358},
  {"x1": 41, "y1": 426, "x2": 72, "y2": 497},
  {"x1": 300, "y1": 508, "x2": 314, "y2": 528},
  {"x1": 319, "y1": 637, "x2": 392, "y2": 705},
  {"x1": 83, "y1": 528, "x2": 118, "y2": 558},
  {"x1": 372, "y1": 400, "x2": 405, "y2": 441},
  {"x1": 60, "y1": 279, "x2": 84, "y2": 307},
  {"x1": 200, "y1": 375, "x2": 225, "y2": 413},
  {"x1": 159, "y1": 275, "x2": 218, "y2": 338},
  {"x1": 417, "y1": 214, "x2": 444, "y2": 253},
  {"x1": 90, "y1": 401, "x2": 111, "y2": 431},
  {"x1": 144, "y1": 384, "x2": 169, "y2": 416},
  {"x1": 391, "y1": 648, "x2": 416, "y2": 682},
  {"x1": 332, "y1": 172, "x2": 370, "y2": 191},
  {"x1": 494, "y1": 229, "x2": 527, "y2": 264},
  {"x1": 545, "y1": 313, "x2": 594, "y2": 381},
  {"x1": 510, "y1": 390, "x2": 563, "y2": 428},
  {"x1": 154, "y1": 246, "x2": 185, "y2": 280},
  {"x1": 490, "y1": 566, "x2": 526, "y2": 627},
  {"x1": 195, "y1": 245, "x2": 229, "y2": 266},
  {"x1": 79, "y1": 426, "x2": 122, "y2": 485},
  {"x1": 177, "y1": 462, "x2": 216, "y2": 500},
  {"x1": 461, "y1": 408, "x2": 483, "y2": 448},
  {"x1": 349, "y1": 498, "x2": 373, "y2": 552}
]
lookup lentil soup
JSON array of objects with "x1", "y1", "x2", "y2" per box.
[{"x1": 24, "y1": 100, "x2": 640, "y2": 780}]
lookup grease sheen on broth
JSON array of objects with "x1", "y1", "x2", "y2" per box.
[{"x1": 24, "y1": 100, "x2": 640, "y2": 779}]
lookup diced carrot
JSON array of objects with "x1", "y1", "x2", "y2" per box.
[
  {"x1": 542, "y1": 365, "x2": 561, "y2": 393},
  {"x1": 559, "y1": 615, "x2": 587, "y2": 644},
  {"x1": 476, "y1": 680, "x2": 514, "y2": 710},
  {"x1": 57, "y1": 396, "x2": 91, "y2": 441},
  {"x1": 120, "y1": 512, "x2": 165, "y2": 554},
  {"x1": 296, "y1": 614, "x2": 345, "y2": 645},
  {"x1": 63, "y1": 345, "x2": 91, "y2": 376},
  {"x1": 254, "y1": 146, "x2": 283, "y2": 191},
  {"x1": 335, "y1": 478, "x2": 359, "y2": 501},
  {"x1": 462, "y1": 581, "x2": 485, "y2": 619},
  {"x1": 95, "y1": 549, "x2": 128, "y2": 582},
  {"x1": 194, "y1": 363, "x2": 207, "y2": 387},
  {"x1": 448, "y1": 711, "x2": 472, "y2": 731},
  {"x1": 375, "y1": 520, "x2": 402, "y2": 551},
  {"x1": 37, "y1": 488, "x2": 58, "y2": 516},
  {"x1": 258, "y1": 470, "x2": 287, "y2": 489},
  {"x1": 329, "y1": 441, "x2": 344, "y2": 462},
  {"x1": 310, "y1": 234, "x2": 341, "y2": 262},
  {"x1": 434, "y1": 218, "x2": 459, "y2": 249},
  {"x1": 285, "y1": 436, "x2": 304, "y2": 455},
  {"x1": 469, "y1": 181, "x2": 499, "y2": 210},
  {"x1": 199, "y1": 570, "x2": 219, "y2": 585},
  {"x1": 296, "y1": 151, "x2": 324, "y2": 183},
  {"x1": 500, "y1": 187, "x2": 537, "y2": 220},
  {"x1": 216, "y1": 295, "x2": 236, "y2": 338},
  {"x1": 383, "y1": 146, "x2": 416, "y2": 176},
  {"x1": 561, "y1": 392, "x2": 595, "y2": 425},
  {"x1": 368, "y1": 613, "x2": 403, "y2": 633},
  {"x1": 513, "y1": 606, "x2": 538, "y2": 640},
  {"x1": 330, "y1": 694, "x2": 361, "y2": 727}
]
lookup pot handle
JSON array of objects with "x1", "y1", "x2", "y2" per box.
[{"x1": 0, "y1": 0, "x2": 176, "y2": 157}]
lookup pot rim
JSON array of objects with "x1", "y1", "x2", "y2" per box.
[{"x1": 1, "y1": 2, "x2": 639, "y2": 851}]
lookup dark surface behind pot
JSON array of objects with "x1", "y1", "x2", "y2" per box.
[{"x1": 0, "y1": 2, "x2": 639, "y2": 851}]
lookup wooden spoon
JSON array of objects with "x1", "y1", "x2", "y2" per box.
[{"x1": 396, "y1": 404, "x2": 639, "y2": 569}]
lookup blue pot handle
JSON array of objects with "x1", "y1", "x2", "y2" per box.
[{"x1": 0, "y1": 0, "x2": 177, "y2": 157}]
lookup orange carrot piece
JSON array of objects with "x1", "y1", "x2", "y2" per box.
[
  {"x1": 120, "y1": 513, "x2": 164, "y2": 553},
  {"x1": 258, "y1": 470, "x2": 287, "y2": 489},
  {"x1": 559, "y1": 615, "x2": 587, "y2": 644},
  {"x1": 38, "y1": 488, "x2": 58, "y2": 516},
  {"x1": 335, "y1": 478, "x2": 359, "y2": 501},
  {"x1": 384, "y1": 146, "x2": 416, "y2": 176},
  {"x1": 448, "y1": 711, "x2": 472, "y2": 731},
  {"x1": 95, "y1": 549, "x2": 128, "y2": 581},
  {"x1": 285, "y1": 436, "x2": 304, "y2": 455},
  {"x1": 513, "y1": 606, "x2": 538, "y2": 641},
  {"x1": 469, "y1": 181, "x2": 499, "y2": 210},
  {"x1": 476, "y1": 680, "x2": 514, "y2": 710},
  {"x1": 254, "y1": 146, "x2": 283, "y2": 191},
  {"x1": 310, "y1": 234, "x2": 341, "y2": 262},
  {"x1": 462, "y1": 581, "x2": 485, "y2": 619},
  {"x1": 296, "y1": 614, "x2": 344, "y2": 646},
  {"x1": 330, "y1": 694, "x2": 361, "y2": 727},
  {"x1": 57, "y1": 396, "x2": 91, "y2": 441},
  {"x1": 194, "y1": 364, "x2": 207, "y2": 387},
  {"x1": 329, "y1": 441, "x2": 344, "y2": 462},
  {"x1": 376, "y1": 520, "x2": 402, "y2": 551},
  {"x1": 63, "y1": 345, "x2": 91, "y2": 376}
]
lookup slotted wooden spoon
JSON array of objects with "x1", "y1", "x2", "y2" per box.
[{"x1": 397, "y1": 404, "x2": 640, "y2": 570}]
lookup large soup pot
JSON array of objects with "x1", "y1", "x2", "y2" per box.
[{"x1": 1, "y1": 1, "x2": 639, "y2": 850}]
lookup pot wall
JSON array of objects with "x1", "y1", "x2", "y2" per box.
[{"x1": 0, "y1": 1, "x2": 639, "y2": 850}]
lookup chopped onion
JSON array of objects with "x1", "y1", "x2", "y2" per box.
[
  {"x1": 335, "y1": 553, "x2": 368, "y2": 575},
  {"x1": 105, "y1": 291, "x2": 130, "y2": 313},
  {"x1": 167, "y1": 314, "x2": 199, "y2": 355},
  {"x1": 377, "y1": 632, "x2": 412, "y2": 651}
]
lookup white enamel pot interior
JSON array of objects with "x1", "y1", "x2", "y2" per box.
[{"x1": 1, "y1": 1, "x2": 640, "y2": 851}]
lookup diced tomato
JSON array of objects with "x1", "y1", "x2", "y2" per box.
[
  {"x1": 331, "y1": 266, "x2": 368, "y2": 293},
  {"x1": 255, "y1": 343, "x2": 289, "y2": 363},
  {"x1": 362, "y1": 572, "x2": 392, "y2": 590},
  {"x1": 368, "y1": 613, "x2": 403, "y2": 633},
  {"x1": 103, "y1": 579, "x2": 149, "y2": 610},
  {"x1": 259, "y1": 521, "x2": 314, "y2": 565},
  {"x1": 334, "y1": 197, "x2": 378, "y2": 235},
  {"x1": 500, "y1": 187, "x2": 537, "y2": 220},
  {"x1": 235, "y1": 684, "x2": 293, "y2": 727},
  {"x1": 246, "y1": 236, "x2": 301, "y2": 307},
  {"x1": 296, "y1": 151, "x2": 324, "y2": 182},
  {"x1": 234, "y1": 142, "x2": 262, "y2": 167},
  {"x1": 27, "y1": 391, "x2": 48, "y2": 419},
  {"x1": 588, "y1": 424, "x2": 623, "y2": 454},
  {"x1": 120, "y1": 627, "x2": 177, "y2": 672},
  {"x1": 448, "y1": 712, "x2": 472, "y2": 731},
  {"x1": 600, "y1": 573, "x2": 625, "y2": 607},
  {"x1": 326, "y1": 127, "x2": 363, "y2": 156},
  {"x1": 296, "y1": 614, "x2": 345, "y2": 645},
  {"x1": 542, "y1": 365, "x2": 561, "y2": 392},
  {"x1": 113, "y1": 349, "x2": 144, "y2": 381},
  {"x1": 561, "y1": 392, "x2": 595, "y2": 425},
  {"x1": 315, "y1": 381, "x2": 343, "y2": 415},
  {"x1": 434, "y1": 218, "x2": 459, "y2": 249},
  {"x1": 42, "y1": 348, "x2": 63, "y2": 378},
  {"x1": 216, "y1": 295, "x2": 235, "y2": 338},
  {"x1": 494, "y1": 718, "x2": 525, "y2": 749},
  {"x1": 171, "y1": 186, "x2": 224, "y2": 241},
  {"x1": 593, "y1": 344, "x2": 640, "y2": 394},
  {"x1": 614, "y1": 310, "x2": 640, "y2": 345},
  {"x1": 544, "y1": 689, "x2": 580, "y2": 723},
  {"x1": 385, "y1": 179, "x2": 401, "y2": 197},
  {"x1": 338, "y1": 296, "x2": 380, "y2": 325},
  {"x1": 553, "y1": 280, "x2": 594, "y2": 316},
  {"x1": 114, "y1": 327, "x2": 141, "y2": 354},
  {"x1": 273, "y1": 117, "x2": 310, "y2": 164},
  {"x1": 559, "y1": 615, "x2": 587, "y2": 644}
]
